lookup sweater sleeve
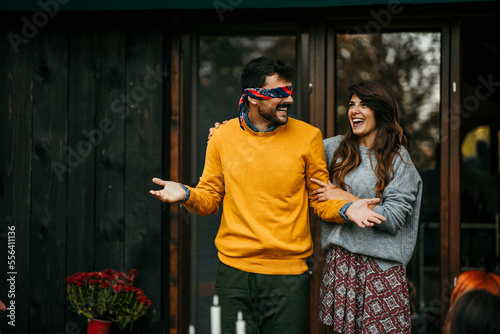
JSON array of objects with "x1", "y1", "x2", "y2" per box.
[
  {"x1": 307, "y1": 129, "x2": 349, "y2": 222},
  {"x1": 183, "y1": 135, "x2": 225, "y2": 216},
  {"x1": 374, "y1": 151, "x2": 422, "y2": 234}
]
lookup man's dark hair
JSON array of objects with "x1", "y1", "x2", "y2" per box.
[{"x1": 241, "y1": 57, "x2": 296, "y2": 92}]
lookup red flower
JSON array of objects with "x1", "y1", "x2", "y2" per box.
[
  {"x1": 138, "y1": 295, "x2": 152, "y2": 306},
  {"x1": 112, "y1": 284, "x2": 123, "y2": 292},
  {"x1": 128, "y1": 269, "x2": 139, "y2": 281},
  {"x1": 66, "y1": 268, "x2": 152, "y2": 329}
]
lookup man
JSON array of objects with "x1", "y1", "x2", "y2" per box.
[{"x1": 150, "y1": 57, "x2": 384, "y2": 334}]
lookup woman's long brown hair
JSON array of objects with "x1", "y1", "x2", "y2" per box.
[{"x1": 329, "y1": 82, "x2": 407, "y2": 198}]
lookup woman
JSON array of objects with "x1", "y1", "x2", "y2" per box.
[{"x1": 310, "y1": 81, "x2": 422, "y2": 334}]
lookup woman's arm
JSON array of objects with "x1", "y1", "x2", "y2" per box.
[
  {"x1": 309, "y1": 178, "x2": 376, "y2": 209},
  {"x1": 372, "y1": 155, "x2": 422, "y2": 234}
]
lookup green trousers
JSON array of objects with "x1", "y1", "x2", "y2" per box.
[{"x1": 215, "y1": 262, "x2": 309, "y2": 334}]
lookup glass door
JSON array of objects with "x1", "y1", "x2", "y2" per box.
[
  {"x1": 459, "y1": 18, "x2": 500, "y2": 279},
  {"x1": 332, "y1": 30, "x2": 443, "y2": 333},
  {"x1": 190, "y1": 32, "x2": 299, "y2": 333}
]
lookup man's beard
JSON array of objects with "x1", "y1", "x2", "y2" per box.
[{"x1": 257, "y1": 103, "x2": 291, "y2": 126}]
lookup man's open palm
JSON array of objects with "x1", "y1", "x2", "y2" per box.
[{"x1": 149, "y1": 178, "x2": 186, "y2": 203}]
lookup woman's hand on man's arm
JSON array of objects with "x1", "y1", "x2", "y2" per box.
[
  {"x1": 309, "y1": 178, "x2": 358, "y2": 202},
  {"x1": 207, "y1": 120, "x2": 228, "y2": 142}
]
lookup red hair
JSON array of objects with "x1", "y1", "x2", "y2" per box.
[{"x1": 450, "y1": 270, "x2": 500, "y2": 305}]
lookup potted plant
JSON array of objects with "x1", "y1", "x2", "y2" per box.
[{"x1": 66, "y1": 268, "x2": 152, "y2": 333}]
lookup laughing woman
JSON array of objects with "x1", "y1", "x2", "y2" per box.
[{"x1": 310, "y1": 81, "x2": 422, "y2": 334}]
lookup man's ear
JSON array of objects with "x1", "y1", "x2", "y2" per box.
[{"x1": 247, "y1": 97, "x2": 259, "y2": 106}]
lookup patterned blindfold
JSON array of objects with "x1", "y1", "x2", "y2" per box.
[{"x1": 238, "y1": 86, "x2": 293, "y2": 130}]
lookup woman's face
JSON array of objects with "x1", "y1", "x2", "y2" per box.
[{"x1": 348, "y1": 94, "x2": 378, "y2": 147}]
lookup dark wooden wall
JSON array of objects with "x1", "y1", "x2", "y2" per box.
[
  {"x1": 0, "y1": 13, "x2": 169, "y2": 333},
  {"x1": 2, "y1": 5, "x2": 499, "y2": 334}
]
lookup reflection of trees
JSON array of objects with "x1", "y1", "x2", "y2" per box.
[
  {"x1": 198, "y1": 33, "x2": 442, "y2": 170},
  {"x1": 199, "y1": 36, "x2": 296, "y2": 126},
  {"x1": 336, "y1": 33, "x2": 441, "y2": 170}
]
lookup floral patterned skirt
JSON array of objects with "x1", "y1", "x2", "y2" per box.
[{"x1": 319, "y1": 245, "x2": 411, "y2": 334}]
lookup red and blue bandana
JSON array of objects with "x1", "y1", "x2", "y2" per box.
[{"x1": 238, "y1": 86, "x2": 293, "y2": 130}]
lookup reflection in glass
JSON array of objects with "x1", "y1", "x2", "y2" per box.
[
  {"x1": 335, "y1": 32, "x2": 441, "y2": 333},
  {"x1": 460, "y1": 125, "x2": 500, "y2": 273},
  {"x1": 193, "y1": 35, "x2": 296, "y2": 333},
  {"x1": 198, "y1": 36, "x2": 297, "y2": 148},
  {"x1": 462, "y1": 126, "x2": 491, "y2": 177},
  {"x1": 336, "y1": 33, "x2": 441, "y2": 170},
  {"x1": 460, "y1": 19, "x2": 500, "y2": 281}
]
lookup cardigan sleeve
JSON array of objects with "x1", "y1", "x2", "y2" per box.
[{"x1": 373, "y1": 150, "x2": 422, "y2": 234}]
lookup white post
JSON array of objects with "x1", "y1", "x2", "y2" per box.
[
  {"x1": 210, "y1": 295, "x2": 221, "y2": 334},
  {"x1": 236, "y1": 311, "x2": 246, "y2": 334}
]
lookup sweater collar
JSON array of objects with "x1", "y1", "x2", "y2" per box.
[{"x1": 243, "y1": 111, "x2": 279, "y2": 133}]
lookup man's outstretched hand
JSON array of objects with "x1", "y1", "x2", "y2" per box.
[
  {"x1": 345, "y1": 198, "x2": 386, "y2": 228},
  {"x1": 149, "y1": 178, "x2": 186, "y2": 203}
]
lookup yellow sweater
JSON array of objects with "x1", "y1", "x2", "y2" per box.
[{"x1": 184, "y1": 118, "x2": 348, "y2": 275}]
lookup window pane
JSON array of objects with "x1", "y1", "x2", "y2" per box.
[
  {"x1": 462, "y1": 125, "x2": 491, "y2": 177},
  {"x1": 193, "y1": 35, "x2": 296, "y2": 333},
  {"x1": 460, "y1": 18, "x2": 500, "y2": 277},
  {"x1": 335, "y1": 32, "x2": 442, "y2": 333}
]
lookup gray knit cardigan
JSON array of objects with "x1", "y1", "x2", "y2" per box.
[{"x1": 321, "y1": 135, "x2": 423, "y2": 271}]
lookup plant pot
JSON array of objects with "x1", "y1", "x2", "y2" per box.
[{"x1": 87, "y1": 319, "x2": 112, "y2": 334}]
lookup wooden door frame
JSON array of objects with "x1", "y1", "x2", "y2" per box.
[
  {"x1": 441, "y1": 18, "x2": 462, "y2": 325},
  {"x1": 168, "y1": 14, "x2": 193, "y2": 334}
]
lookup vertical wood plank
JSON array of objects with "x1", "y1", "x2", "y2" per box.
[
  {"x1": 124, "y1": 29, "x2": 164, "y2": 332},
  {"x1": 298, "y1": 28, "x2": 310, "y2": 122},
  {"x1": 179, "y1": 30, "x2": 193, "y2": 334},
  {"x1": 0, "y1": 28, "x2": 33, "y2": 334},
  {"x1": 94, "y1": 30, "x2": 126, "y2": 271},
  {"x1": 162, "y1": 26, "x2": 173, "y2": 334},
  {"x1": 65, "y1": 30, "x2": 98, "y2": 328},
  {"x1": 307, "y1": 19, "x2": 328, "y2": 334},
  {"x1": 309, "y1": 19, "x2": 326, "y2": 130},
  {"x1": 30, "y1": 30, "x2": 68, "y2": 332},
  {"x1": 66, "y1": 30, "x2": 97, "y2": 273},
  {"x1": 169, "y1": 16, "x2": 181, "y2": 334},
  {"x1": 440, "y1": 22, "x2": 452, "y2": 326},
  {"x1": 449, "y1": 17, "x2": 462, "y2": 307},
  {"x1": 325, "y1": 23, "x2": 336, "y2": 138}
]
